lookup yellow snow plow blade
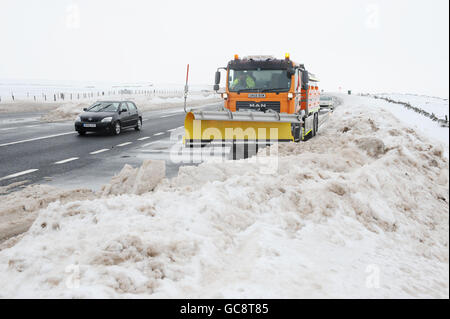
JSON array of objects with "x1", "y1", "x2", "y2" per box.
[{"x1": 184, "y1": 111, "x2": 302, "y2": 145}]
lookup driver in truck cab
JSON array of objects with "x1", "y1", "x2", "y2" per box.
[{"x1": 231, "y1": 72, "x2": 256, "y2": 90}]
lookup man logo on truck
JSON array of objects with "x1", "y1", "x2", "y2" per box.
[{"x1": 249, "y1": 103, "x2": 266, "y2": 108}]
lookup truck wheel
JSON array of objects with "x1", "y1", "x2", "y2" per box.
[
  {"x1": 292, "y1": 124, "x2": 301, "y2": 142},
  {"x1": 311, "y1": 115, "x2": 317, "y2": 137},
  {"x1": 315, "y1": 113, "x2": 319, "y2": 134}
]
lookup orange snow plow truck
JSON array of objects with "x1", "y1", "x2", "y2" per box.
[{"x1": 184, "y1": 54, "x2": 320, "y2": 146}]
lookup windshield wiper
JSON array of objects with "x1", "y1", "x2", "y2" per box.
[
  {"x1": 261, "y1": 88, "x2": 289, "y2": 92},
  {"x1": 235, "y1": 88, "x2": 261, "y2": 93},
  {"x1": 96, "y1": 104, "x2": 112, "y2": 112}
]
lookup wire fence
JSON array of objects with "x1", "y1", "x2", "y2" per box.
[
  {"x1": 367, "y1": 94, "x2": 450, "y2": 128},
  {"x1": 0, "y1": 88, "x2": 189, "y2": 103}
]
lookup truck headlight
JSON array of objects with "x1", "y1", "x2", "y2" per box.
[
  {"x1": 222, "y1": 93, "x2": 228, "y2": 100},
  {"x1": 287, "y1": 93, "x2": 294, "y2": 100},
  {"x1": 101, "y1": 117, "x2": 113, "y2": 123}
]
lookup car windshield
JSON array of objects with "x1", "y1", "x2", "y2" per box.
[
  {"x1": 320, "y1": 97, "x2": 332, "y2": 101},
  {"x1": 86, "y1": 102, "x2": 120, "y2": 112},
  {"x1": 228, "y1": 69, "x2": 291, "y2": 92}
]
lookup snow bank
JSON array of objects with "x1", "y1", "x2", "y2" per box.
[
  {"x1": 376, "y1": 93, "x2": 449, "y2": 119},
  {"x1": 363, "y1": 94, "x2": 449, "y2": 158},
  {"x1": 0, "y1": 94, "x2": 448, "y2": 298},
  {"x1": 0, "y1": 185, "x2": 94, "y2": 246},
  {"x1": 40, "y1": 93, "x2": 220, "y2": 122},
  {"x1": 101, "y1": 160, "x2": 165, "y2": 196}
]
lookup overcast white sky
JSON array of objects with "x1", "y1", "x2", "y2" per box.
[{"x1": 0, "y1": 0, "x2": 448, "y2": 97}]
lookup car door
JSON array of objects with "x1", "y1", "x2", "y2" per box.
[
  {"x1": 119, "y1": 102, "x2": 131, "y2": 126},
  {"x1": 127, "y1": 102, "x2": 139, "y2": 126}
]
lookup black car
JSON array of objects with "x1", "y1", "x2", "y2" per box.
[{"x1": 75, "y1": 101, "x2": 142, "y2": 135}]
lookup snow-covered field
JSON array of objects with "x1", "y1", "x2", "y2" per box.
[
  {"x1": 375, "y1": 93, "x2": 449, "y2": 120},
  {"x1": 0, "y1": 94, "x2": 448, "y2": 298},
  {"x1": 368, "y1": 94, "x2": 449, "y2": 156},
  {"x1": 0, "y1": 80, "x2": 220, "y2": 121}
]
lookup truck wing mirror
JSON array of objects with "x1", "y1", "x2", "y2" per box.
[
  {"x1": 214, "y1": 71, "x2": 221, "y2": 86},
  {"x1": 287, "y1": 67, "x2": 296, "y2": 77},
  {"x1": 301, "y1": 71, "x2": 309, "y2": 85}
]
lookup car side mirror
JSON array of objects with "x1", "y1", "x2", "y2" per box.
[
  {"x1": 119, "y1": 108, "x2": 127, "y2": 114},
  {"x1": 83, "y1": 108, "x2": 87, "y2": 111}
]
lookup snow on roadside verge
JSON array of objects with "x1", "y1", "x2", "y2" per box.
[
  {"x1": 0, "y1": 94, "x2": 448, "y2": 298},
  {"x1": 362, "y1": 93, "x2": 449, "y2": 158},
  {"x1": 40, "y1": 94, "x2": 221, "y2": 122},
  {"x1": 375, "y1": 93, "x2": 449, "y2": 120}
]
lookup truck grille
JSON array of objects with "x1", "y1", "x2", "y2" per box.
[{"x1": 236, "y1": 101, "x2": 281, "y2": 113}]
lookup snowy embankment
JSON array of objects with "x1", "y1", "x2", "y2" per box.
[
  {"x1": 0, "y1": 93, "x2": 220, "y2": 122},
  {"x1": 0, "y1": 94, "x2": 448, "y2": 298},
  {"x1": 375, "y1": 93, "x2": 449, "y2": 120},
  {"x1": 40, "y1": 93, "x2": 220, "y2": 122}
]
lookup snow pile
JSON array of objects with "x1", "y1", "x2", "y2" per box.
[
  {"x1": 0, "y1": 94, "x2": 448, "y2": 298},
  {"x1": 40, "y1": 102, "x2": 86, "y2": 122},
  {"x1": 364, "y1": 94, "x2": 449, "y2": 157},
  {"x1": 101, "y1": 160, "x2": 165, "y2": 196},
  {"x1": 0, "y1": 185, "x2": 94, "y2": 246}
]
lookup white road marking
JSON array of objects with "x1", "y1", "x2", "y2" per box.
[
  {"x1": 167, "y1": 128, "x2": 177, "y2": 132},
  {"x1": 54, "y1": 157, "x2": 79, "y2": 164},
  {"x1": 0, "y1": 127, "x2": 16, "y2": 131},
  {"x1": 153, "y1": 132, "x2": 164, "y2": 136},
  {"x1": 0, "y1": 169, "x2": 39, "y2": 181},
  {"x1": 137, "y1": 136, "x2": 151, "y2": 141},
  {"x1": 160, "y1": 114, "x2": 177, "y2": 118},
  {"x1": 116, "y1": 142, "x2": 132, "y2": 147},
  {"x1": 0, "y1": 131, "x2": 76, "y2": 147},
  {"x1": 90, "y1": 149, "x2": 109, "y2": 155},
  {"x1": 25, "y1": 125, "x2": 39, "y2": 128}
]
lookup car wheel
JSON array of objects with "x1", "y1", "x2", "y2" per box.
[
  {"x1": 113, "y1": 121, "x2": 121, "y2": 135},
  {"x1": 78, "y1": 130, "x2": 86, "y2": 136},
  {"x1": 135, "y1": 118, "x2": 142, "y2": 131}
]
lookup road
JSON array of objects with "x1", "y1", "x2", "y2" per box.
[
  {"x1": 0, "y1": 103, "x2": 222, "y2": 191},
  {"x1": 0, "y1": 100, "x2": 335, "y2": 192}
]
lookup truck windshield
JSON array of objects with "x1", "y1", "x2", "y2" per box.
[{"x1": 228, "y1": 69, "x2": 291, "y2": 92}]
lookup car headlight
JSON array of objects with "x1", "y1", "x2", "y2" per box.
[
  {"x1": 101, "y1": 117, "x2": 113, "y2": 123},
  {"x1": 75, "y1": 116, "x2": 81, "y2": 122}
]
